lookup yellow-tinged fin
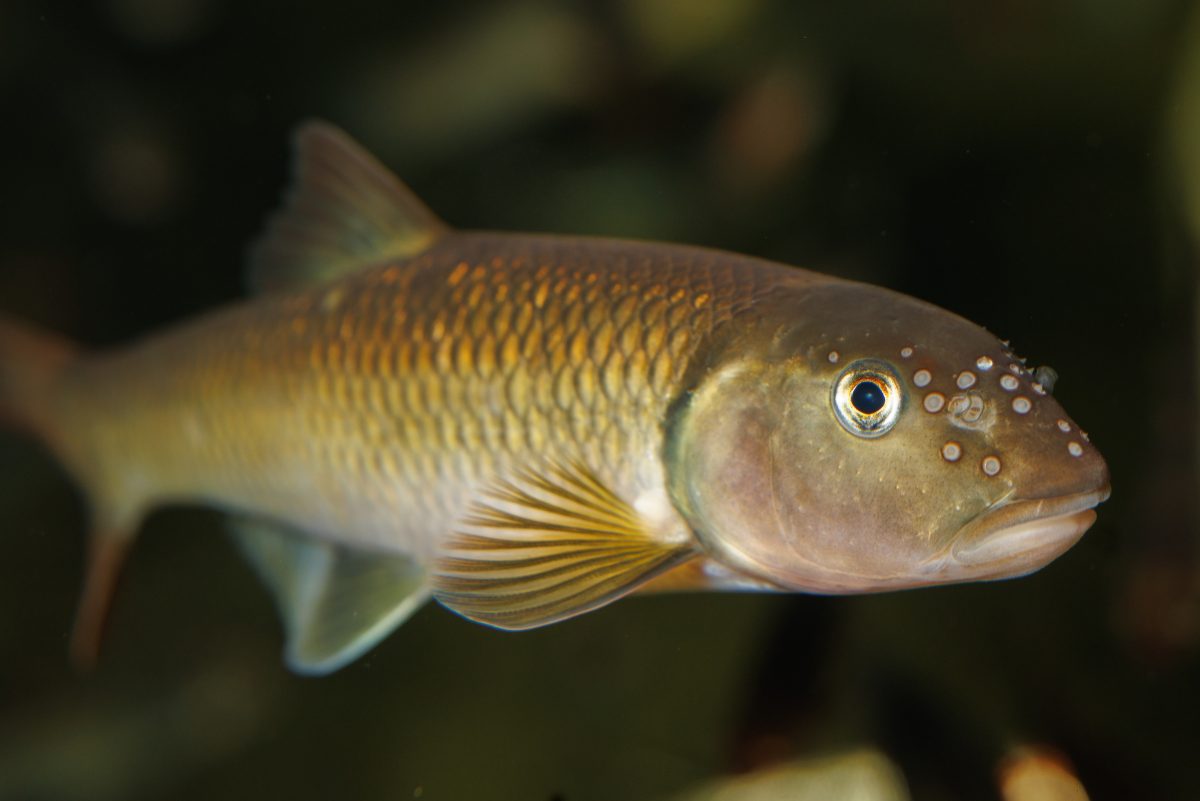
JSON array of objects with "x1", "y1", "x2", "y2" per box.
[
  {"x1": 247, "y1": 120, "x2": 449, "y2": 293},
  {"x1": 230, "y1": 519, "x2": 429, "y2": 675},
  {"x1": 433, "y1": 461, "x2": 695, "y2": 629}
]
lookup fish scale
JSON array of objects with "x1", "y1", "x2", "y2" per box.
[
  {"x1": 0, "y1": 120, "x2": 1108, "y2": 674},
  {"x1": 49, "y1": 234, "x2": 766, "y2": 564}
]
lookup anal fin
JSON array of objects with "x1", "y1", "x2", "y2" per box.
[
  {"x1": 230, "y1": 519, "x2": 428, "y2": 675},
  {"x1": 433, "y1": 461, "x2": 694, "y2": 630},
  {"x1": 70, "y1": 522, "x2": 137, "y2": 671}
]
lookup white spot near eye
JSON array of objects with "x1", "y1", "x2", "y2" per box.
[
  {"x1": 1057, "y1": 419, "x2": 1071, "y2": 433},
  {"x1": 914, "y1": 369, "x2": 932, "y2": 387},
  {"x1": 982, "y1": 455, "x2": 1002, "y2": 476},
  {"x1": 1068, "y1": 442, "x2": 1084, "y2": 457},
  {"x1": 1012, "y1": 396, "x2": 1032, "y2": 414},
  {"x1": 942, "y1": 441, "x2": 962, "y2": 462},
  {"x1": 956, "y1": 371, "x2": 976, "y2": 389},
  {"x1": 947, "y1": 394, "x2": 984, "y2": 423},
  {"x1": 1008, "y1": 363, "x2": 1021, "y2": 375},
  {"x1": 900, "y1": 346, "x2": 914, "y2": 358},
  {"x1": 1031, "y1": 382, "x2": 1046, "y2": 395},
  {"x1": 1000, "y1": 375, "x2": 1019, "y2": 392},
  {"x1": 976, "y1": 356, "x2": 993, "y2": 371},
  {"x1": 828, "y1": 350, "x2": 840, "y2": 364},
  {"x1": 1080, "y1": 430, "x2": 1090, "y2": 442},
  {"x1": 924, "y1": 392, "x2": 945, "y2": 413}
]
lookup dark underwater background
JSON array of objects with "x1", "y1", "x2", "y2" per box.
[{"x1": 2, "y1": 1, "x2": 1199, "y2": 799}]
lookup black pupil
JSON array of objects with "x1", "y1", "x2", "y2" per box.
[{"x1": 851, "y1": 380, "x2": 886, "y2": 414}]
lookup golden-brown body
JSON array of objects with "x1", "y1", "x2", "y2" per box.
[
  {"x1": 54, "y1": 234, "x2": 798, "y2": 561},
  {"x1": 0, "y1": 121, "x2": 1109, "y2": 674}
]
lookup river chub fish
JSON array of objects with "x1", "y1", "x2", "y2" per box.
[{"x1": 0, "y1": 122, "x2": 1110, "y2": 674}]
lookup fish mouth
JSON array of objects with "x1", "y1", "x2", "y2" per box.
[{"x1": 942, "y1": 485, "x2": 1111, "y2": 579}]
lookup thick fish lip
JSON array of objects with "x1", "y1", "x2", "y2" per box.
[{"x1": 946, "y1": 485, "x2": 1111, "y2": 575}]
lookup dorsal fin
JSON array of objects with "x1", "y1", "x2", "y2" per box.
[{"x1": 247, "y1": 120, "x2": 449, "y2": 294}]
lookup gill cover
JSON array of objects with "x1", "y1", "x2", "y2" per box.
[{"x1": 662, "y1": 284, "x2": 1002, "y2": 594}]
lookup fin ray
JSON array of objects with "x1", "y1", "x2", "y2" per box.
[
  {"x1": 433, "y1": 461, "x2": 693, "y2": 630},
  {"x1": 247, "y1": 120, "x2": 448, "y2": 294},
  {"x1": 231, "y1": 519, "x2": 428, "y2": 675}
]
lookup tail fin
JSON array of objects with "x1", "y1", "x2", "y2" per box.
[
  {"x1": 0, "y1": 313, "x2": 78, "y2": 440},
  {"x1": 0, "y1": 315, "x2": 131, "y2": 670}
]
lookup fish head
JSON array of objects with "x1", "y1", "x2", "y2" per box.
[{"x1": 667, "y1": 279, "x2": 1110, "y2": 593}]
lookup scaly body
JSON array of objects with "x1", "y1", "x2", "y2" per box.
[
  {"x1": 53, "y1": 234, "x2": 792, "y2": 560},
  {"x1": 0, "y1": 121, "x2": 1109, "y2": 675}
]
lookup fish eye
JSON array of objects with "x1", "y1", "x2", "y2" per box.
[
  {"x1": 850, "y1": 380, "x2": 886, "y2": 414},
  {"x1": 832, "y1": 360, "x2": 903, "y2": 438}
]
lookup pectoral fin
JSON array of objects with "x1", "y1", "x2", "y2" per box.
[
  {"x1": 230, "y1": 520, "x2": 428, "y2": 675},
  {"x1": 433, "y1": 462, "x2": 694, "y2": 630}
]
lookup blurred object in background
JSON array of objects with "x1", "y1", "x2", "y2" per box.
[
  {"x1": 709, "y1": 60, "x2": 829, "y2": 196},
  {"x1": 1169, "y1": 0, "x2": 1200, "y2": 247},
  {"x1": 0, "y1": 655, "x2": 280, "y2": 801},
  {"x1": 666, "y1": 748, "x2": 909, "y2": 801},
  {"x1": 999, "y1": 746, "x2": 1090, "y2": 801},
  {"x1": 104, "y1": 0, "x2": 219, "y2": 47},
  {"x1": 1119, "y1": 0, "x2": 1200, "y2": 667},
  {"x1": 341, "y1": 4, "x2": 605, "y2": 165},
  {"x1": 619, "y1": 0, "x2": 765, "y2": 73},
  {"x1": 1119, "y1": 543, "x2": 1200, "y2": 665},
  {"x1": 88, "y1": 113, "x2": 188, "y2": 227},
  {"x1": 725, "y1": 599, "x2": 840, "y2": 773}
]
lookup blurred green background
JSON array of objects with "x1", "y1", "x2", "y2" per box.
[{"x1": 2, "y1": 0, "x2": 1199, "y2": 799}]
